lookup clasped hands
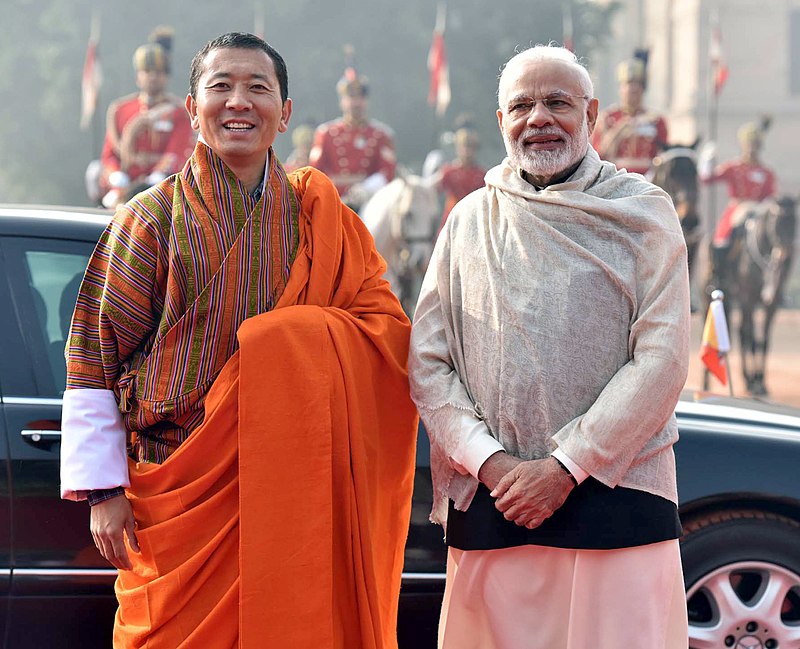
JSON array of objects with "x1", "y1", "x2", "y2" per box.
[{"x1": 478, "y1": 451, "x2": 575, "y2": 530}]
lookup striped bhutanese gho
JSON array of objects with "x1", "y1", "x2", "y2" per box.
[{"x1": 66, "y1": 141, "x2": 299, "y2": 462}]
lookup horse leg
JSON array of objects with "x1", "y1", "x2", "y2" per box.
[
  {"x1": 686, "y1": 238, "x2": 699, "y2": 312},
  {"x1": 739, "y1": 304, "x2": 756, "y2": 394},
  {"x1": 755, "y1": 302, "x2": 780, "y2": 396}
]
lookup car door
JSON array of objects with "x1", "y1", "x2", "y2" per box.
[
  {"x1": 0, "y1": 230, "x2": 116, "y2": 649},
  {"x1": 0, "y1": 242, "x2": 16, "y2": 646},
  {"x1": 398, "y1": 425, "x2": 446, "y2": 648}
]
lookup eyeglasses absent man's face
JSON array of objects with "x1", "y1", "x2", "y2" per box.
[{"x1": 185, "y1": 47, "x2": 292, "y2": 174}]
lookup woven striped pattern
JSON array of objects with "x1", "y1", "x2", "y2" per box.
[{"x1": 67, "y1": 142, "x2": 299, "y2": 462}]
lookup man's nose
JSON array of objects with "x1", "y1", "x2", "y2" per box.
[
  {"x1": 226, "y1": 87, "x2": 252, "y2": 110},
  {"x1": 527, "y1": 102, "x2": 554, "y2": 127}
]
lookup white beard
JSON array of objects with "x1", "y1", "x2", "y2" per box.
[{"x1": 503, "y1": 115, "x2": 589, "y2": 182}]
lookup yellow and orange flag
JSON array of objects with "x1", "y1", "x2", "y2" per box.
[{"x1": 700, "y1": 292, "x2": 731, "y2": 385}]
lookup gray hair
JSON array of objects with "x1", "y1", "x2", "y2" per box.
[{"x1": 498, "y1": 45, "x2": 594, "y2": 106}]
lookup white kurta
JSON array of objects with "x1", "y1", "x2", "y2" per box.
[{"x1": 409, "y1": 147, "x2": 690, "y2": 526}]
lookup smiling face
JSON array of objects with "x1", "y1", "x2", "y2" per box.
[
  {"x1": 185, "y1": 46, "x2": 292, "y2": 178},
  {"x1": 497, "y1": 57, "x2": 598, "y2": 185}
]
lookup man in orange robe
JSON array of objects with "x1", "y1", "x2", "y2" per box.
[{"x1": 60, "y1": 32, "x2": 417, "y2": 648}]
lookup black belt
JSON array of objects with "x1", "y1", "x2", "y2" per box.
[{"x1": 446, "y1": 478, "x2": 681, "y2": 551}]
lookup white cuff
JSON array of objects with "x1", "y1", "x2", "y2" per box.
[
  {"x1": 107, "y1": 170, "x2": 130, "y2": 188},
  {"x1": 60, "y1": 388, "x2": 130, "y2": 500},
  {"x1": 697, "y1": 142, "x2": 716, "y2": 180},
  {"x1": 552, "y1": 447, "x2": 590, "y2": 484},
  {"x1": 451, "y1": 413, "x2": 506, "y2": 479}
]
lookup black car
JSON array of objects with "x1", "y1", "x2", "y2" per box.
[{"x1": 2, "y1": 205, "x2": 800, "y2": 649}]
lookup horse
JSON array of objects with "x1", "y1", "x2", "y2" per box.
[
  {"x1": 703, "y1": 196, "x2": 797, "y2": 395},
  {"x1": 360, "y1": 173, "x2": 441, "y2": 315},
  {"x1": 649, "y1": 146, "x2": 703, "y2": 284}
]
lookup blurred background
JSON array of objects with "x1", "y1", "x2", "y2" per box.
[
  {"x1": 0, "y1": 0, "x2": 619, "y2": 203},
  {"x1": 2, "y1": 0, "x2": 799, "y2": 401}
]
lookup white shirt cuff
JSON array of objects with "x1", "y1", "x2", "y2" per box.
[
  {"x1": 552, "y1": 447, "x2": 590, "y2": 484},
  {"x1": 451, "y1": 413, "x2": 506, "y2": 479},
  {"x1": 60, "y1": 388, "x2": 130, "y2": 500}
]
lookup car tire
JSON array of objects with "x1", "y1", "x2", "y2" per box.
[{"x1": 681, "y1": 509, "x2": 800, "y2": 648}]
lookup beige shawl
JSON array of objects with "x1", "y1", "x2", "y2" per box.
[{"x1": 409, "y1": 147, "x2": 690, "y2": 525}]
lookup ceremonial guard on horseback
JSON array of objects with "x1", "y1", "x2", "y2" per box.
[
  {"x1": 87, "y1": 27, "x2": 196, "y2": 208},
  {"x1": 591, "y1": 54, "x2": 668, "y2": 177},
  {"x1": 308, "y1": 50, "x2": 396, "y2": 212},
  {"x1": 700, "y1": 118, "x2": 777, "y2": 289},
  {"x1": 592, "y1": 54, "x2": 704, "y2": 284},
  {"x1": 699, "y1": 119, "x2": 796, "y2": 396}
]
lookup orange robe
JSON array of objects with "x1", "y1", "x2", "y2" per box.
[{"x1": 113, "y1": 167, "x2": 418, "y2": 648}]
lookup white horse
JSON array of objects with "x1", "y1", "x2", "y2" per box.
[{"x1": 360, "y1": 174, "x2": 441, "y2": 315}]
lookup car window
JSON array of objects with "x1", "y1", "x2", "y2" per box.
[
  {"x1": 4, "y1": 238, "x2": 92, "y2": 397},
  {"x1": 25, "y1": 250, "x2": 89, "y2": 394}
]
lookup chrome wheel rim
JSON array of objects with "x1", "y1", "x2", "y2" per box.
[{"x1": 687, "y1": 561, "x2": 800, "y2": 648}]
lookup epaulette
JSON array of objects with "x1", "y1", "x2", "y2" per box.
[
  {"x1": 369, "y1": 119, "x2": 395, "y2": 138},
  {"x1": 107, "y1": 92, "x2": 140, "y2": 114},
  {"x1": 315, "y1": 119, "x2": 340, "y2": 135}
]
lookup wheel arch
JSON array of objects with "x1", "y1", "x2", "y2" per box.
[{"x1": 679, "y1": 493, "x2": 800, "y2": 531}]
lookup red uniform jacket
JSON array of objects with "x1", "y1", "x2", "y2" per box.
[
  {"x1": 100, "y1": 93, "x2": 196, "y2": 193},
  {"x1": 591, "y1": 106, "x2": 668, "y2": 176},
  {"x1": 437, "y1": 162, "x2": 486, "y2": 230},
  {"x1": 703, "y1": 159, "x2": 777, "y2": 245},
  {"x1": 308, "y1": 118, "x2": 396, "y2": 196}
]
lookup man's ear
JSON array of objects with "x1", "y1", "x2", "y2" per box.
[
  {"x1": 278, "y1": 98, "x2": 293, "y2": 134},
  {"x1": 586, "y1": 98, "x2": 599, "y2": 136},
  {"x1": 185, "y1": 94, "x2": 200, "y2": 131},
  {"x1": 496, "y1": 108, "x2": 505, "y2": 133}
]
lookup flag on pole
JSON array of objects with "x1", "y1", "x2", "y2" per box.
[
  {"x1": 427, "y1": 3, "x2": 451, "y2": 117},
  {"x1": 253, "y1": 2, "x2": 265, "y2": 39},
  {"x1": 709, "y1": 20, "x2": 729, "y2": 96},
  {"x1": 80, "y1": 12, "x2": 102, "y2": 131},
  {"x1": 700, "y1": 292, "x2": 731, "y2": 385},
  {"x1": 562, "y1": 3, "x2": 574, "y2": 52}
]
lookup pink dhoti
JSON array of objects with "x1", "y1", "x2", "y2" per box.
[{"x1": 438, "y1": 540, "x2": 688, "y2": 649}]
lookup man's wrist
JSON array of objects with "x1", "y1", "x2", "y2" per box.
[
  {"x1": 87, "y1": 487, "x2": 126, "y2": 506},
  {"x1": 551, "y1": 456, "x2": 578, "y2": 486}
]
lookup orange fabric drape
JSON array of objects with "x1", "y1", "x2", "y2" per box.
[{"x1": 114, "y1": 167, "x2": 418, "y2": 648}]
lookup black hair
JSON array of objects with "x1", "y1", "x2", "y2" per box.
[{"x1": 189, "y1": 32, "x2": 288, "y2": 102}]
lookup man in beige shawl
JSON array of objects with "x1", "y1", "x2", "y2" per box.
[{"x1": 409, "y1": 45, "x2": 690, "y2": 649}]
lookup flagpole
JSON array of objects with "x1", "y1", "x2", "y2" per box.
[
  {"x1": 428, "y1": 1, "x2": 450, "y2": 149},
  {"x1": 715, "y1": 289, "x2": 735, "y2": 397},
  {"x1": 253, "y1": 1, "x2": 265, "y2": 39},
  {"x1": 562, "y1": 0, "x2": 574, "y2": 52},
  {"x1": 706, "y1": 8, "x2": 721, "y2": 242},
  {"x1": 723, "y1": 351, "x2": 734, "y2": 396},
  {"x1": 84, "y1": 7, "x2": 102, "y2": 161}
]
